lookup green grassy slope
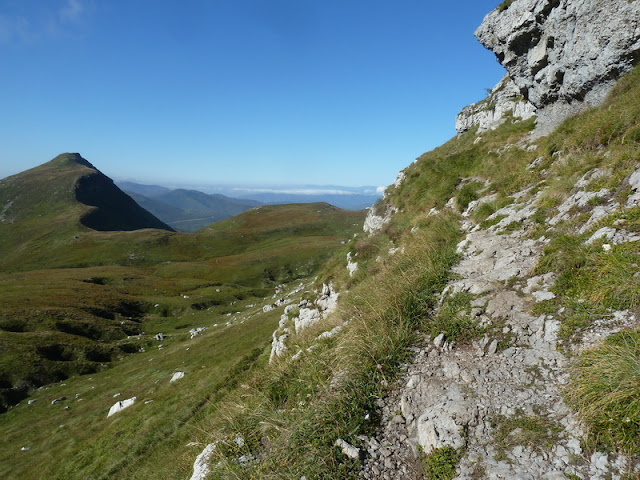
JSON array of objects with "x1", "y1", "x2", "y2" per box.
[
  {"x1": 184, "y1": 65, "x2": 640, "y2": 479},
  {"x1": 0, "y1": 155, "x2": 365, "y2": 414},
  {"x1": 0, "y1": 300, "x2": 281, "y2": 480}
]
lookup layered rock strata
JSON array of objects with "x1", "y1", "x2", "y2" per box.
[{"x1": 456, "y1": 74, "x2": 536, "y2": 134}]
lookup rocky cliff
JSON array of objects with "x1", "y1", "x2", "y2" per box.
[
  {"x1": 458, "y1": 0, "x2": 640, "y2": 134},
  {"x1": 456, "y1": 74, "x2": 536, "y2": 134}
]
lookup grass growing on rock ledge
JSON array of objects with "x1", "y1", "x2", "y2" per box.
[
  {"x1": 195, "y1": 212, "x2": 460, "y2": 479},
  {"x1": 490, "y1": 412, "x2": 563, "y2": 462},
  {"x1": 566, "y1": 330, "x2": 640, "y2": 456}
]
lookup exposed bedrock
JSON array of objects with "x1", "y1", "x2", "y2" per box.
[{"x1": 463, "y1": 0, "x2": 640, "y2": 134}]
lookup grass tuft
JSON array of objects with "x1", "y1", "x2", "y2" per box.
[
  {"x1": 422, "y1": 446, "x2": 463, "y2": 480},
  {"x1": 566, "y1": 330, "x2": 640, "y2": 455}
]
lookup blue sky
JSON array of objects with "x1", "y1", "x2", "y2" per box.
[{"x1": 0, "y1": 1, "x2": 505, "y2": 188}]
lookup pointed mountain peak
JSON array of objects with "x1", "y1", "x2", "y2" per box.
[{"x1": 48, "y1": 153, "x2": 96, "y2": 170}]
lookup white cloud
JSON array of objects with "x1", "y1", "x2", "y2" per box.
[
  {"x1": 231, "y1": 188, "x2": 364, "y2": 196},
  {"x1": 376, "y1": 185, "x2": 386, "y2": 195}
]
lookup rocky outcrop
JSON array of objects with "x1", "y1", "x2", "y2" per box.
[
  {"x1": 456, "y1": 75, "x2": 536, "y2": 134},
  {"x1": 363, "y1": 204, "x2": 396, "y2": 236},
  {"x1": 269, "y1": 283, "x2": 340, "y2": 362},
  {"x1": 475, "y1": 0, "x2": 640, "y2": 133},
  {"x1": 361, "y1": 181, "x2": 635, "y2": 479},
  {"x1": 189, "y1": 443, "x2": 217, "y2": 480}
]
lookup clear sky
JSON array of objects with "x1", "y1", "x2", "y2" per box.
[{"x1": 0, "y1": 1, "x2": 505, "y2": 188}]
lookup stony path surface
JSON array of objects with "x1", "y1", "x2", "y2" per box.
[{"x1": 360, "y1": 191, "x2": 633, "y2": 480}]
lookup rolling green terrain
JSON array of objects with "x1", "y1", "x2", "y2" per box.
[{"x1": 0, "y1": 155, "x2": 364, "y2": 429}]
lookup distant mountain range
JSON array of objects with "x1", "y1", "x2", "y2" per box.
[
  {"x1": 117, "y1": 181, "x2": 380, "y2": 232},
  {"x1": 119, "y1": 181, "x2": 262, "y2": 232}
]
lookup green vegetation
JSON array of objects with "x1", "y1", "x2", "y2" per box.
[
  {"x1": 192, "y1": 212, "x2": 460, "y2": 478},
  {"x1": 0, "y1": 156, "x2": 364, "y2": 415},
  {"x1": 422, "y1": 446, "x2": 464, "y2": 480},
  {"x1": 455, "y1": 181, "x2": 483, "y2": 211},
  {"x1": 427, "y1": 292, "x2": 483, "y2": 344},
  {"x1": 0, "y1": 302, "x2": 279, "y2": 480},
  {"x1": 566, "y1": 330, "x2": 640, "y2": 456},
  {"x1": 498, "y1": 0, "x2": 514, "y2": 12},
  {"x1": 491, "y1": 412, "x2": 563, "y2": 461}
]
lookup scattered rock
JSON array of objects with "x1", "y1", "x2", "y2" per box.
[
  {"x1": 107, "y1": 397, "x2": 136, "y2": 417},
  {"x1": 363, "y1": 204, "x2": 397, "y2": 235},
  {"x1": 189, "y1": 443, "x2": 217, "y2": 480},
  {"x1": 189, "y1": 327, "x2": 206, "y2": 339},
  {"x1": 335, "y1": 438, "x2": 361, "y2": 461},
  {"x1": 170, "y1": 371, "x2": 185, "y2": 383},
  {"x1": 347, "y1": 252, "x2": 358, "y2": 276}
]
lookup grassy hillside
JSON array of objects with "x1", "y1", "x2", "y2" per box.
[
  {"x1": 2, "y1": 64, "x2": 638, "y2": 480},
  {"x1": 0, "y1": 155, "x2": 365, "y2": 416},
  {"x1": 170, "y1": 64, "x2": 640, "y2": 479}
]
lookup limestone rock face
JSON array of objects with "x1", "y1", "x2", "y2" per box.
[
  {"x1": 475, "y1": 0, "x2": 640, "y2": 132},
  {"x1": 456, "y1": 74, "x2": 536, "y2": 134},
  {"x1": 363, "y1": 204, "x2": 396, "y2": 236}
]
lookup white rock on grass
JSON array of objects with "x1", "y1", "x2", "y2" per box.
[
  {"x1": 335, "y1": 438, "x2": 361, "y2": 460},
  {"x1": 363, "y1": 204, "x2": 396, "y2": 235},
  {"x1": 170, "y1": 371, "x2": 185, "y2": 383},
  {"x1": 294, "y1": 308, "x2": 321, "y2": 333},
  {"x1": 189, "y1": 443, "x2": 217, "y2": 480},
  {"x1": 316, "y1": 325, "x2": 343, "y2": 340},
  {"x1": 347, "y1": 252, "x2": 358, "y2": 276},
  {"x1": 269, "y1": 331, "x2": 289, "y2": 363},
  {"x1": 189, "y1": 327, "x2": 206, "y2": 339},
  {"x1": 107, "y1": 397, "x2": 136, "y2": 417}
]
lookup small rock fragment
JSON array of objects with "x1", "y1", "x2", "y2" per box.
[{"x1": 335, "y1": 438, "x2": 361, "y2": 460}]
